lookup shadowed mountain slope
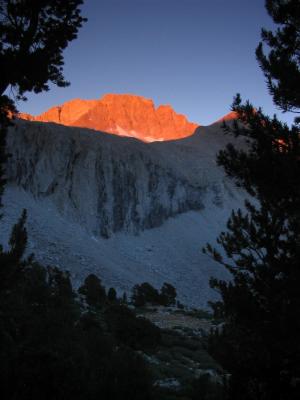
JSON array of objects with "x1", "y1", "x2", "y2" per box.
[{"x1": 1, "y1": 114, "x2": 244, "y2": 307}]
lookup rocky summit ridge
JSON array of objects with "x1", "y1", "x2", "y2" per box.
[{"x1": 19, "y1": 94, "x2": 199, "y2": 142}]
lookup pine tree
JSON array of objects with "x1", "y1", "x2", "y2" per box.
[
  {"x1": 0, "y1": 0, "x2": 87, "y2": 321},
  {"x1": 78, "y1": 274, "x2": 106, "y2": 308},
  {"x1": 131, "y1": 282, "x2": 160, "y2": 307},
  {"x1": 0, "y1": 4, "x2": 88, "y2": 397},
  {"x1": 122, "y1": 291, "x2": 128, "y2": 304},
  {"x1": 204, "y1": 1, "x2": 300, "y2": 399},
  {"x1": 159, "y1": 282, "x2": 177, "y2": 306},
  {"x1": 107, "y1": 287, "x2": 117, "y2": 303},
  {"x1": 0, "y1": 0, "x2": 86, "y2": 206},
  {"x1": 256, "y1": 0, "x2": 300, "y2": 114},
  {"x1": 0, "y1": 0, "x2": 86, "y2": 98}
]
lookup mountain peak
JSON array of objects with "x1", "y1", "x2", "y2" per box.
[
  {"x1": 19, "y1": 94, "x2": 199, "y2": 142},
  {"x1": 215, "y1": 111, "x2": 238, "y2": 123}
]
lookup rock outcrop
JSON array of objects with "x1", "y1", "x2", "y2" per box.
[
  {"x1": 216, "y1": 111, "x2": 237, "y2": 123},
  {"x1": 2, "y1": 117, "x2": 245, "y2": 307},
  {"x1": 6, "y1": 120, "x2": 206, "y2": 238},
  {"x1": 19, "y1": 94, "x2": 199, "y2": 142}
]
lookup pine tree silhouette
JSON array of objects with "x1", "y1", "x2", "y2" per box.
[{"x1": 204, "y1": 1, "x2": 300, "y2": 399}]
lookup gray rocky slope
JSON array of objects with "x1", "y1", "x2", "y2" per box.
[{"x1": 0, "y1": 119, "x2": 245, "y2": 308}]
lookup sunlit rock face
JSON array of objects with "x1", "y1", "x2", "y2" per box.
[
  {"x1": 216, "y1": 111, "x2": 237, "y2": 122},
  {"x1": 19, "y1": 94, "x2": 199, "y2": 142}
]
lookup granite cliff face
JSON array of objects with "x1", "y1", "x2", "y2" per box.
[
  {"x1": 6, "y1": 120, "x2": 206, "y2": 238},
  {"x1": 19, "y1": 94, "x2": 199, "y2": 142},
  {"x1": 2, "y1": 114, "x2": 244, "y2": 307}
]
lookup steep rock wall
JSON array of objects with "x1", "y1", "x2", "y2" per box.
[
  {"x1": 18, "y1": 94, "x2": 199, "y2": 142},
  {"x1": 6, "y1": 120, "x2": 206, "y2": 237}
]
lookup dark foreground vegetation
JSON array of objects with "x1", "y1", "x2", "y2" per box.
[
  {"x1": 204, "y1": 1, "x2": 300, "y2": 399},
  {"x1": 0, "y1": 231, "x2": 155, "y2": 398},
  {"x1": 0, "y1": 212, "x2": 224, "y2": 399}
]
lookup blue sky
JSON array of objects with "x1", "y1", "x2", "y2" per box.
[{"x1": 18, "y1": 0, "x2": 294, "y2": 126}]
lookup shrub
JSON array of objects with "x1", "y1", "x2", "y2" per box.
[
  {"x1": 131, "y1": 282, "x2": 160, "y2": 307},
  {"x1": 105, "y1": 304, "x2": 161, "y2": 350}
]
